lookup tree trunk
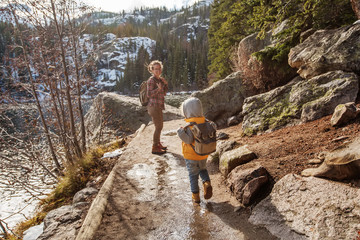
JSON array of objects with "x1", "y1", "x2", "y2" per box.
[
  {"x1": 50, "y1": 0, "x2": 82, "y2": 158},
  {"x1": 351, "y1": 0, "x2": 360, "y2": 19},
  {"x1": 40, "y1": 50, "x2": 74, "y2": 164},
  {"x1": 9, "y1": 4, "x2": 62, "y2": 172},
  {"x1": 67, "y1": 10, "x2": 87, "y2": 153}
]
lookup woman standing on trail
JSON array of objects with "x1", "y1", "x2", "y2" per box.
[{"x1": 147, "y1": 60, "x2": 168, "y2": 155}]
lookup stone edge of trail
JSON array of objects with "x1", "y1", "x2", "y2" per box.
[{"x1": 75, "y1": 124, "x2": 147, "y2": 240}]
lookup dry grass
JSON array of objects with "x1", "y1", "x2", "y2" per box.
[{"x1": 4, "y1": 139, "x2": 125, "y2": 240}]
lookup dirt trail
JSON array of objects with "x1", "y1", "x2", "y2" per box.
[{"x1": 91, "y1": 119, "x2": 277, "y2": 240}]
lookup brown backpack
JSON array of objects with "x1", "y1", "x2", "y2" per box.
[
  {"x1": 187, "y1": 120, "x2": 217, "y2": 156},
  {"x1": 139, "y1": 80, "x2": 148, "y2": 106}
]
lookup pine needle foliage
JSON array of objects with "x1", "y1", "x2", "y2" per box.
[{"x1": 208, "y1": 0, "x2": 356, "y2": 81}]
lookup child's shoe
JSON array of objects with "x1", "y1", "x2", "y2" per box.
[
  {"x1": 192, "y1": 192, "x2": 200, "y2": 203},
  {"x1": 152, "y1": 144, "x2": 166, "y2": 155},
  {"x1": 203, "y1": 181, "x2": 213, "y2": 200}
]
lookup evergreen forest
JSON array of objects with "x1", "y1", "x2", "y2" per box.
[
  {"x1": 85, "y1": 3, "x2": 212, "y2": 93},
  {"x1": 0, "y1": 0, "x2": 357, "y2": 96},
  {"x1": 208, "y1": 0, "x2": 356, "y2": 80}
]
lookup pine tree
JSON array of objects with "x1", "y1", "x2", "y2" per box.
[{"x1": 207, "y1": 0, "x2": 356, "y2": 82}]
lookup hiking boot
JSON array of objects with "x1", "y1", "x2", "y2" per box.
[
  {"x1": 192, "y1": 192, "x2": 200, "y2": 203},
  {"x1": 158, "y1": 142, "x2": 167, "y2": 150},
  {"x1": 203, "y1": 181, "x2": 213, "y2": 200},
  {"x1": 152, "y1": 145, "x2": 166, "y2": 155}
]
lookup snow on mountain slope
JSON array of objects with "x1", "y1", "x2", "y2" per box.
[{"x1": 95, "y1": 34, "x2": 155, "y2": 89}]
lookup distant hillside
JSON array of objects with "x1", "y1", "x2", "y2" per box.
[{"x1": 0, "y1": 0, "x2": 213, "y2": 100}]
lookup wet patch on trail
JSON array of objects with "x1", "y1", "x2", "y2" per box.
[
  {"x1": 126, "y1": 152, "x2": 187, "y2": 202},
  {"x1": 126, "y1": 163, "x2": 158, "y2": 202}
]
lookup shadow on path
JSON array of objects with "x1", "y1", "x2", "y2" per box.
[{"x1": 205, "y1": 201, "x2": 278, "y2": 240}]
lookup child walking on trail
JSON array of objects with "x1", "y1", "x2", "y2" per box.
[{"x1": 177, "y1": 97, "x2": 213, "y2": 203}]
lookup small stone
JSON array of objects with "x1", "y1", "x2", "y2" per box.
[
  {"x1": 332, "y1": 136, "x2": 349, "y2": 142},
  {"x1": 234, "y1": 206, "x2": 243, "y2": 212},
  {"x1": 217, "y1": 132, "x2": 229, "y2": 140},
  {"x1": 227, "y1": 116, "x2": 239, "y2": 126},
  {"x1": 308, "y1": 158, "x2": 323, "y2": 164}
]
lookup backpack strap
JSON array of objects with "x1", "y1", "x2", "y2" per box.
[
  {"x1": 184, "y1": 122, "x2": 196, "y2": 129},
  {"x1": 183, "y1": 122, "x2": 200, "y2": 153}
]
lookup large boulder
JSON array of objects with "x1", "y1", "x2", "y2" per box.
[
  {"x1": 236, "y1": 23, "x2": 297, "y2": 94},
  {"x1": 330, "y1": 102, "x2": 360, "y2": 127},
  {"x1": 226, "y1": 164, "x2": 270, "y2": 206},
  {"x1": 84, "y1": 92, "x2": 181, "y2": 145},
  {"x1": 242, "y1": 71, "x2": 359, "y2": 135},
  {"x1": 72, "y1": 187, "x2": 98, "y2": 205},
  {"x1": 301, "y1": 136, "x2": 360, "y2": 180},
  {"x1": 191, "y1": 71, "x2": 252, "y2": 127},
  {"x1": 289, "y1": 22, "x2": 360, "y2": 79},
  {"x1": 219, "y1": 145, "x2": 257, "y2": 176},
  {"x1": 249, "y1": 174, "x2": 360, "y2": 240},
  {"x1": 37, "y1": 205, "x2": 82, "y2": 240}
]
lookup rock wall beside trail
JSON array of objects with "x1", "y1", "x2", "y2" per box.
[
  {"x1": 240, "y1": 21, "x2": 360, "y2": 135},
  {"x1": 193, "y1": 21, "x2": 360, "y2": 134},
  {"x1": 191, "y1": 72, "x2": 251, "y2": 127},
  {"x1": 236, "y1": 21, "x2": 297, "y2": 94},
  {"x1": 241, "y1": 71, "x2": 359, "y2": 135},
  {"x1": 84, "y1": 92, "x2": 181, "y2": 145}
]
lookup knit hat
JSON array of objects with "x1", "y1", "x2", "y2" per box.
[{"x1": 181, "y1": 97, "x2": 203, "y2": 118}]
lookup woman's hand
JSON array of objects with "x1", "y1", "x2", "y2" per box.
[
  {"x1": 156, "y1": 82, "x2": 163, "y2": 90},
  {"x1": 161, "y1": 77, "x2": 168, "y2": 86}
]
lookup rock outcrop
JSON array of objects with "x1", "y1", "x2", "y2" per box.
[
  {"x1": 301, "y1": 136, "x2": 360, "y2": 180},
  {"x1": 226, "y1": 164, "x2": 270, "y2": 206},
  {"x1": 27, "y1": 186, "x2": 100, "y2": 240},
  {"x1": 242, "y1": 71, "x2": 358, "y2": 135},
  {"x1": 288, "y1": 22, "x2": 360, "y2": 79},
  {"x1": 330, "y1": 102, "x2": 360, "y2": 127},
  {"x1": 192, "y1": 71, "x2": 251, "y2": 126},
  {"x1": 84, "y1": 92, "x2": 181, "y2": 145},
  {"x1": 249, "y1": 174, "x2": 360, "y2": 240},
  {"x1": 37, "y1": 205, "x2": 83, "y2": 240},
  {"x1": 236, "y1": 23, "x2": 297, "y2": 94},
  {"x1": 189, "y1": 22, "x2": 360, "y2": 135}
]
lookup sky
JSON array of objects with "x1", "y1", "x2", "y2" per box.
[{"x1": 84, "y1": 0, "x2": 198, "y2": 13}]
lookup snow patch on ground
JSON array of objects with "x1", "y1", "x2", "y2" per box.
[
  {"x1": 102, "y1": 149, "x2": 123, "y2": 159},
  {"x1": 23, "y1": 222, "x2": 44, "y2": 240}
]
